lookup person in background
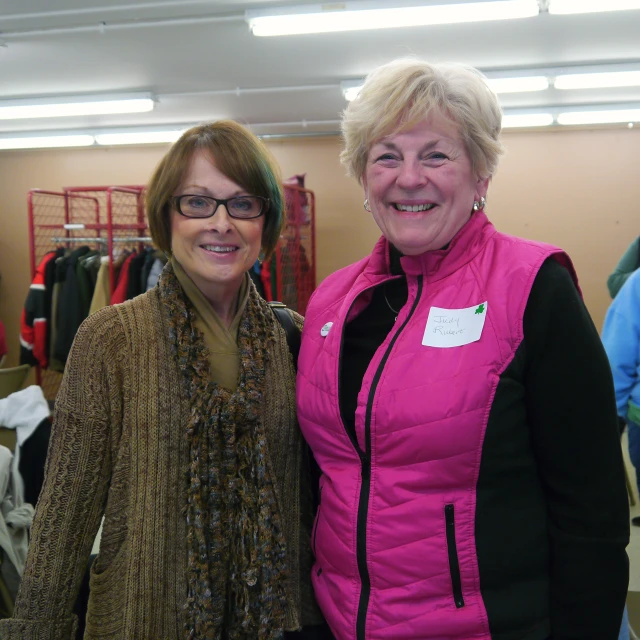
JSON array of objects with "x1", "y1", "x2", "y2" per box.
[
  {"x1": 0, "y1": 121, "x2": 323, "y2": 639},
  {"x1": 603, "y1": 268, "x2": 640, "y2": 529},
  {"x1": 608, "y1": 236, "x2": 640, "y2": 299},
  {"x1": 606, "y1": 235, "x2": 640, "y2": 548},
  {"x1": 296, "y1": 58, "x2": 629, "y2": 640}
]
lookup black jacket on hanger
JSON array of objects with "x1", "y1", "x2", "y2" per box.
[{"x1": 53, "y1": 246, "x2": 91, "y2": 366}]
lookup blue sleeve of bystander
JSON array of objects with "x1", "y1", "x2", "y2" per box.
[{"x1": 602, "y1": 269, "x2": 640, "y2": 421}]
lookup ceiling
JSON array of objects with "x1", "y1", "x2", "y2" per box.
[{"x1": 2, "y1": 0, "x2": 640, "y2": 140}]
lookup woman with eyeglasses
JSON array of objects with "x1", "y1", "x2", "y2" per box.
[{"x1": 0, "y1": 121, "x2": 325, "y2": 640}]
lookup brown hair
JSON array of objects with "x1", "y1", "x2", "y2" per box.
[{"x1": 146, "y1": 120, "x2": 284, "y2": 258}]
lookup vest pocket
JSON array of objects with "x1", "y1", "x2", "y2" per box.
[{"x1": 444, "y1": 504, "x2": 465, "y2": 608}]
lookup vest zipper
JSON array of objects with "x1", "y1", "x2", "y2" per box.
[
  {"x1": 312, "y1": 482, "x2": 323, "y2": 556},
  {"x1": 337, "y1": 275, "x2": 423, "y2": 640},
  {"x1": 445, "y1": 504, "x2": 465, "y2": 608}
]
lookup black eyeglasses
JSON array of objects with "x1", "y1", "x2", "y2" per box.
[{"x1": 172, "y1": 194, "x2": 269, "y2": 220}]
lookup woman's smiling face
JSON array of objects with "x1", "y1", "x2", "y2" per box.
[
  {"x1": 170, "y1": 150, "x2": 264, "y2": 306},
  {"x1": 363, "y1": 112, "x2": 489, "y2": 255}
]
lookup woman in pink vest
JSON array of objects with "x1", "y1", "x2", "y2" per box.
[{"x1": 297, "y1": 58, "x2": 629, "y2": 640}]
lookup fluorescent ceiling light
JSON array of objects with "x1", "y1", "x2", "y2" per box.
[
  {"x1": 486, "y1": 76, "x2": 549, "y2": 93},
  {"x1": 549, "y1": 0, "x2": 640, "y2": 13},
  {"x1": 502, "y1": 113, "x2": 554, "y2": 128},
  {"x1": 343, "y1": 85, "x2": 363, "y2": 101},
  {"x1": 0, "y1": 93, "x2": 155, "y2": 120},
  {"x1": 557, "y1": 108, "x2": 640, "y2": 125},
  {"x1": 341, "y1": 80, "x2": 364, "y2": 101},
  {"x1": 246, "y1": 0, "x2": 540, "y2": 36},
  {"x1": 343, "y1": 73, "x2": 549, "y2": 101},
  {"x1": 94, "y1": 130, "x2": 184, "y2": 145},
  {"x1": 554, "y1": 70, "x2": 640, "y2": 90},
  {"x1": 0, "y1": 135, "x2": 95, "y2": 150},
  {"x1": 0, "y1": 126, "x2": 194, "y2": 150}
]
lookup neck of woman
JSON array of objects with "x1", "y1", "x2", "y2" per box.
[
  {"x1": 206, "y1": 289, "x2": 240, "y2": 328},
  {"x1": 170, "y1": 258, "x2": 244, "y2": 329}
]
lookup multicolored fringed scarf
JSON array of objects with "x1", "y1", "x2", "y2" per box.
[{"x1": 159, "y1": 264, "x2": 289, "y2": 640}]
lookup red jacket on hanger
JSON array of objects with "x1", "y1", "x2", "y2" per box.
[
  {"x1": 110, "y1": 252, "x2": 136, "y2": 305},
  {"x1": 20, "y1": 250, "x2": 59, "y2": 369}
]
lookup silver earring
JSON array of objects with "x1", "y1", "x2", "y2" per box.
[
  {"x1": 363, "y1": 199, "x2": 371, "y2": 212},
  {"x1": 473, "y1": 196, "x2": 486, "y2": 212}
]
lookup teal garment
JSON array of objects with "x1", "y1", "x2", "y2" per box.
[{"x1": 608, "y1": 237, "x2": 640, "y2": 298}]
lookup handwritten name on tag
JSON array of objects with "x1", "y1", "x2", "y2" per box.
[{"x1": 422, "y1": 302, "x2": 488, "y2": 348}]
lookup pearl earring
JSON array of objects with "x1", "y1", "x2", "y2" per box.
[{"x1": 473, "y1": 196, "x2": 486, "y2": 212}]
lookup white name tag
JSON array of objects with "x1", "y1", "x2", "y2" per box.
[{"x1": 422, "y1": 302, "x2": 488, "y2": 348}]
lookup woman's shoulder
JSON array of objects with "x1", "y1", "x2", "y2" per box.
[
  {"x1": 290, "y1": 309, "x2": 304, "y2": 330},
  {"x1": 112, "y1": 287, "x2": 163, "y2": 314},
  {"x1": 75, "y1": 303, "x2": 124, "y2": 343},
  {"x1": 303, "y1": 257, "x2": 372, "y2": 320},
  {"x1": 532, "y1": 256, "x2": 575, "y2": 289},
  {"x1": 64, "y1": 310, "x2": 124, "y2": 375},
  {"x1": 74, "y1": 290, "x2": 163, "y2": 355}
]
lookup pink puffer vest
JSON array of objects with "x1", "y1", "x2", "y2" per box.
[{"x1": 297, "y1": 212, "x2": 574, "y2": 640}]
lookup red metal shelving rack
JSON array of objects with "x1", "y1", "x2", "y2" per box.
[
  {"x1": 27, "y1": 186, "x2": 147, "y2": 400},
  {"x1": 265, "y1": 184, "x2": 316, "y2": 315}
]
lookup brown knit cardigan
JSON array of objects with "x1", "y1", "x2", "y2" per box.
[{"x1": 0, "y1": 278, "x2": 319, "y2": 640}]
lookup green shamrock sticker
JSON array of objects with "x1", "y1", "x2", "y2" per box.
[{"x1": 475, "y1": 304, "x2": 485, "y2": 315}]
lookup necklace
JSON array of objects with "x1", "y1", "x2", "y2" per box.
[{"x1": 383, "y1": 282, "x2": 399, "y2": 322}]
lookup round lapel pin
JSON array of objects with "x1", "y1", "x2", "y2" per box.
[{"x1": 320, "y1": 322, "x2": 333, "y2": 337}]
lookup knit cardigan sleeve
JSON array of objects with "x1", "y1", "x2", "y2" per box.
[{"x1": 0, "y1": 307, "x2": 126, "y2": 640}]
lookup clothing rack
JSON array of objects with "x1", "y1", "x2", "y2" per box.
[
  {"x1": 26, "y1": 186, "x2": 149, "y2": 401},
  {"x1": 264, "y1": 183, "x2": 316, "y2": 314}
]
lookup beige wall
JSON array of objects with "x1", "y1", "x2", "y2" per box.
[{"x1": 1, "y1": 128, "x2": 639, "y2": 368}]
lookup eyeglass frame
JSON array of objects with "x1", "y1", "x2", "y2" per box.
[{"x1": 171, "y1": 194, "x2": 269, "y2": 220}]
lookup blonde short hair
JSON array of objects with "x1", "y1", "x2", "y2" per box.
[{"x1": 340, "y1": 58, "x2": 504, "y2": 183}]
